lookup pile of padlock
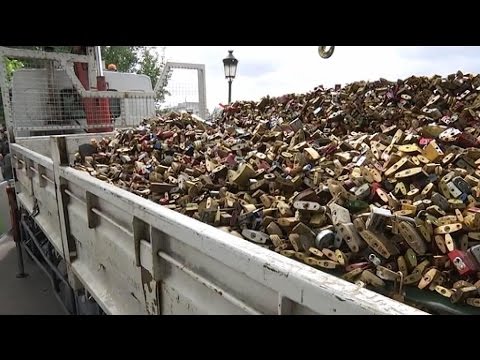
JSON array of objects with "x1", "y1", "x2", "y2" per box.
[
  {"x1": 74, "y1": 71, "x2": 480, "y2": 311},
  {"x1": 221, "y1": 71, "x2": 480, "y2": 138}
]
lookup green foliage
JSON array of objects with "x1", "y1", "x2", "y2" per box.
[
  {"x1": 137, "y1": 46, "x2": 171, "y2": 102},
  {"x1": 101, "y1": 46, "x2": 142, "y2": 73},
  {"x1": 6, "y1": 58, "x2": 24, "y2": 81},
  {"x1": 138, "y1": 47, "x2": 161, "y2": 89},
  {"x1": 0, "y1": 58, "x2": 24, "y2": 124}
]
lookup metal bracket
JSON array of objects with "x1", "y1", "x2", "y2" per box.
[
  {"x1": 85, "y1": 191, "x2": 100, "y2": 229},
  {"x1": 133, "y1": 217, "x2": 150, "y2": 267}
]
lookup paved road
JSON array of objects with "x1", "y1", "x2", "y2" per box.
[{"x1": 0, "y1": 234, "x2": 66, "y2": 315}]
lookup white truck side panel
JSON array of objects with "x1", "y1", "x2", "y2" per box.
[
  {"x1": 12, "y1": 144, "x2": 63, "y2": 254},
  {"x1": 9, "y1": 134, "x2": 428, "y2": 315}
]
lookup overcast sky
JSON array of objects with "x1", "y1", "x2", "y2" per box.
[{"x1": 155, "y1": 46, "x2": 480, "y2": 113}]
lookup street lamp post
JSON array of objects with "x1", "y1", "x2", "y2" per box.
[
  {"x1": 223, "y1": 50, "x2": 238, "y2": 104},
  {"x1": 227, "y1": 78, "x2": 232, "y2": 105}
]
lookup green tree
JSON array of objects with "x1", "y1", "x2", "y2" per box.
[
  {"x1": 137, "y1": 46, "x2": 171, "y2": 103},
  {"x1": 0, "y1": 58, "x2": 24, "y2": 124},
  {"x1": 101, "y1": 46, "x2": 142, "y2": 73},
  {"x1": 138, "y1": 47, "x2": 161, "y2": 89},
  {"x1": 6, "y1": 59, "x2": 24, "y2": 81}
]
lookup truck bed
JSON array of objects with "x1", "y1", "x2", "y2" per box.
[{"x1": 10, "y1": 134, "x2": 427, "y2": 315}]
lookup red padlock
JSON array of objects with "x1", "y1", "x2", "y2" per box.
[
  {"x1": 452, "y1": 101, "x2": 464, "y2": 112},
  {"x1": 256, "y1": 159, "x2": 270, "y2": 171},
  {"x1": 419, "y1": 137, "x2": 432, "y2": 146},
  {"x1": 456, "y1": 132, "x2": 479, "y2": 148},
  {"x1": 141, "y1": 139, "x2": 149, "y2": 151},
  {"x1": 325, "y1": 144, "x2": 338, "y2": 155},
  {"x1": 288, "y1": 166, "x2": 302, "y2": 177},
  {"x1": 345, "y1": 262, "x2": 371, "y2": 272},
  {"x1": 370, "y1": 182, "x2": 382, "y2": 200},
  {"x1": 468, "y1": 206, "x2": 480, "y2": 214},
  {"x1": 159, "y1": 192, "x2": 170, "y2": 205},
  {"x1": 159, "y1": 131, "x2": 175, "y2": 140},
  {"x1": 224, "y1": 153, "x2": 237, "y2": 167},
  {"x1": 448, "y1": 250, "x2": 478, "y2": 276}
]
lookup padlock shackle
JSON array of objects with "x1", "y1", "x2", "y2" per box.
[
  {"x1": 394, "y1": 271, "x2": 404, "y2": 296},
  {"x1": 318, "y1": 46, "x2": 335, "y2": 59}
]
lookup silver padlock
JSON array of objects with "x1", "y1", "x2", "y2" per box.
[
  {"x1": 289, "y1": 118, "x2": 303, "y2": 132},
  {"x1": 446, "y1": 181, "x2": 462, "y2": 198},
  {"x1": 452, "y1": 176, "x2": 471, "y2": 194},
  {"x1": 354, "y1": 183, "x2": 371, "y2": 199},
  {"x1": 376, "y1": 265, "x2": 400, "y2": 281},
  {"x1": 368, "y1": 253, "x2": 382, "y2": 266},
  {"x1": 431, "y1": 192, "x2": 450, "y2": 212},
  {"x1": 467, "y1": 244, "x2": 480, "y2": 267},
  {"x1": 241, "y1": 229, "x2": 269, "y2": 244},
  {"x1": 366, "y1": 207, "x2": 392, "y2": 232},
  {"x1": 315, "y1": 229, "x2": 335, "y2": 249}
]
